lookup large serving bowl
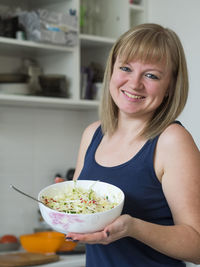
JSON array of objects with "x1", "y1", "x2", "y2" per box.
[{"x1": 38, "y1": 180, "x2": 124, "y2": 234}]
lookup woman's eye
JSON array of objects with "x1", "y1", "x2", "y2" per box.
[
  {"x1": 119, "y1": 66, "x2": 131, "y2": 72},
  {"x1": 145, "y1": 73, "x2": 159, "y2": 80}
]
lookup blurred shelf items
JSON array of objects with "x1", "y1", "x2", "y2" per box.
[{"x1": 0, "y1": 0, "x2": 147, "y2": 110}]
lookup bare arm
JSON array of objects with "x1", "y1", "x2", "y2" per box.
[
  {"x1": 68, "y1": 124, "x2": 200, "y2": 264},
  {"x1": 73, "y1": 121, "x2": 100, "y2": 180},
  {"x1": 125, "y1": 124, "x2": 200, "y2": 263}
]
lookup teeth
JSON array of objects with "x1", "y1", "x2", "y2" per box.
[{"x1": 123, "y1": 91, "x2": 144, "y2": 99}]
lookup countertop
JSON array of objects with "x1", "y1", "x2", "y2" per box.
[
  {"x1": 36, "y1": 254, "x2": 86, "y2": 267},
  {"x1": 0, "y1": 250, "x2": 86, "y2": 267}
]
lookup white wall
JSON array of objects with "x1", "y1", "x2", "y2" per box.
[
  {"x1": 0, "y1": 106, "x2": 97, "y2": 235},
  {"x1": 147, "y1": 1, "x2": 200, "y2": 266},
  {"x1": 147, "y1": 0, "x2": 200, "y2": 148}
]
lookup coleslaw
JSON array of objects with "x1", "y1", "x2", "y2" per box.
[{"x1": 41, "y1": 183, "x2": 119, "y2": 214}]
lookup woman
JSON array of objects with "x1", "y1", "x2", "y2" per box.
[{"x1": 67, "y1": 24, "x2": 200, "y2": 266}]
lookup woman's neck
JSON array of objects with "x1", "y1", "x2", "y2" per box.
[{"x1": 117, "y1": 113, "x2": 149, "y2": 139}]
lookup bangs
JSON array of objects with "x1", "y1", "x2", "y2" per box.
[{"x1": 117, "y1": 29, "x2": 172, "y2": 69}]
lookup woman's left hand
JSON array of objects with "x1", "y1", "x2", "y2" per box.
[{"x1": 66, "y1": 214, "x2": 131, "y2": 245}]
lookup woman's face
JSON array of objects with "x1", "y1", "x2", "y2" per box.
[{"x1": 109, "y1": 56, "x2": 172, "y2": 120}]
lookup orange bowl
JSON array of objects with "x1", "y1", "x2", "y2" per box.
[
  {"x1": 58, "y1": 239, "x2": 77, "y2": 252},
  {"x1": 20, "y1": 231, "x2": 65, "y2": 253}
]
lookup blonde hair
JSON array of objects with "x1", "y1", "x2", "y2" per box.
[{"x1": 99, "y1": 23, "x2": 189, "y2": 139}]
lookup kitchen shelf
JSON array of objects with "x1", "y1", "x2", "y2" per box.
[
  {"x1": 0, "y1": 37, "x2": 75, "y2": 57},
  {"x1": 80, "y1": 34, "x2": 116, "y2": 48},
  {"x1": 129, "y1": 4, "x2": 145, "y2": 12},
  {"x1": 0, "y1": 94, "x2": 99, "y2": 110}
]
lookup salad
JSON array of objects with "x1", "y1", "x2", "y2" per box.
[{"x1": 41, "y1": 182, "x2": 118, "y2": 214}]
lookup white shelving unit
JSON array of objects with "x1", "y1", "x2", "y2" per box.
[
  {"x1": 129, "y1": 1, "x2": 147, "y2": 28},
  {"x1": 0, "y1": 0, "x2": 147, "y2": 110}
]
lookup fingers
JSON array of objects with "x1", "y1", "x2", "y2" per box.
[
  {"x1": 65, "y1": 215, "x2": 131, "y2": 245},
  {"x1": 66, "y1": 230, "x2": 108, "y2": 244}
]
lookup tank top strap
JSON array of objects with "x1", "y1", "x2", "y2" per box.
[
  {"x1": 85, "y1": 125, "x2": 159, "y2": 168},
  {"x1": 84, "y1": 125, "x2": 103, "y2": 160},
  {"x1": 85, "y1": 120, "x2": 183, "y2": 169},
  {"x1": 140, "y1": 120, "x2": 183, "y2": 170}
]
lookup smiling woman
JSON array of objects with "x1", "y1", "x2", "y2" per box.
[
  {"x1": 100, "y1": 23, "x2": 188, "y2": 139},
  {"x1": 67, "y1": 23, "x2": 200, "y2": 267}
]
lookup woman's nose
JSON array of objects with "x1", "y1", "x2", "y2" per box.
[{"x1": 128, "y1": 74, "x2": 143, "y2": 90}]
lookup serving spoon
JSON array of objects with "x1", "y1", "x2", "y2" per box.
[
  {"x1": 10, "y1": 184, "x2": 79, "y2": 209},
  {"x1": 10, "y1": 180, "x2": 100, "y2": 209},
  {"x1": 10, "y1": 184, "x2": 50, "y2": 208}
]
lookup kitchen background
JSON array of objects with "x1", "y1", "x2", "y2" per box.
[{"x1": 0, "y1": 0, "x2": 199, "y2": 266}]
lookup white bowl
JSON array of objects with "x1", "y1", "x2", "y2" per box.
[{"x1": 38, "y1": 180, "x2": 124, "y2": 234}]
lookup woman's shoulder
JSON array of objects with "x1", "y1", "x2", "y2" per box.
[
  {"x1": 83, "y1": 121, "x2": 101, "y2": 137},
  {"x1": 158, "y1": 122, "x2": 199, "y2": 154},
  {"x1": 81, "y1": 121, "x2": 101, "y2": 146},
  {"x1": 73, "y1": 121, "x2": 101, "y2": 180},
  {"x1": 154, "y1": 122, "x2": 199, "y2": 182}
]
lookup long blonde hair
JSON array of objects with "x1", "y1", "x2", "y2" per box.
[{"x1": 99, "y1": 23, "x2": 188, "y2": 139}]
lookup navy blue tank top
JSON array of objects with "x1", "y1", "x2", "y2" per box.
[{"x1": 78, "y1": 125, "x2": 186, "y2": 267}]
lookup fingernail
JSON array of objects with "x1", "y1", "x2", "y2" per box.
[
  {"x1": 73, "y1": 239, "x2": 79, "y2": 242},
  {"x1": 106, "y1": 231, "x2": 110, "y2": 237},
  {"x1": 66, "y1": 237, "x2": 73, "y2": 240}
]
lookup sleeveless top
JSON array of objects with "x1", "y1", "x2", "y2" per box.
[{"x1": 78, "y1": 125, "x2": 186, "y2": 267}]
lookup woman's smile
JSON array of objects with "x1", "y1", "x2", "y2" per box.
[{"x1": 121, "y1": 90, "x2": 146, "y2": 100}]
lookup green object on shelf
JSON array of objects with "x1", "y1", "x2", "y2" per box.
[{"x1": 80, "y1": 5, "x2": 86, "y2": 28}]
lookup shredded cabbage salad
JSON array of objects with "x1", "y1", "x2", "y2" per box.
[{"x1": 41, "y1": 182, "x2": 118, "y2": 214}]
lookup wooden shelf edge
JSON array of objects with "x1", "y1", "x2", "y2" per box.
[{"x1": 0, "y1": 94, "x2": 99, "y2": 110}]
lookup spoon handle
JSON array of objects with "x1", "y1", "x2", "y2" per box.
[{"x1": 10, "y1": 184, "x2": 43, "y2": 205}]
